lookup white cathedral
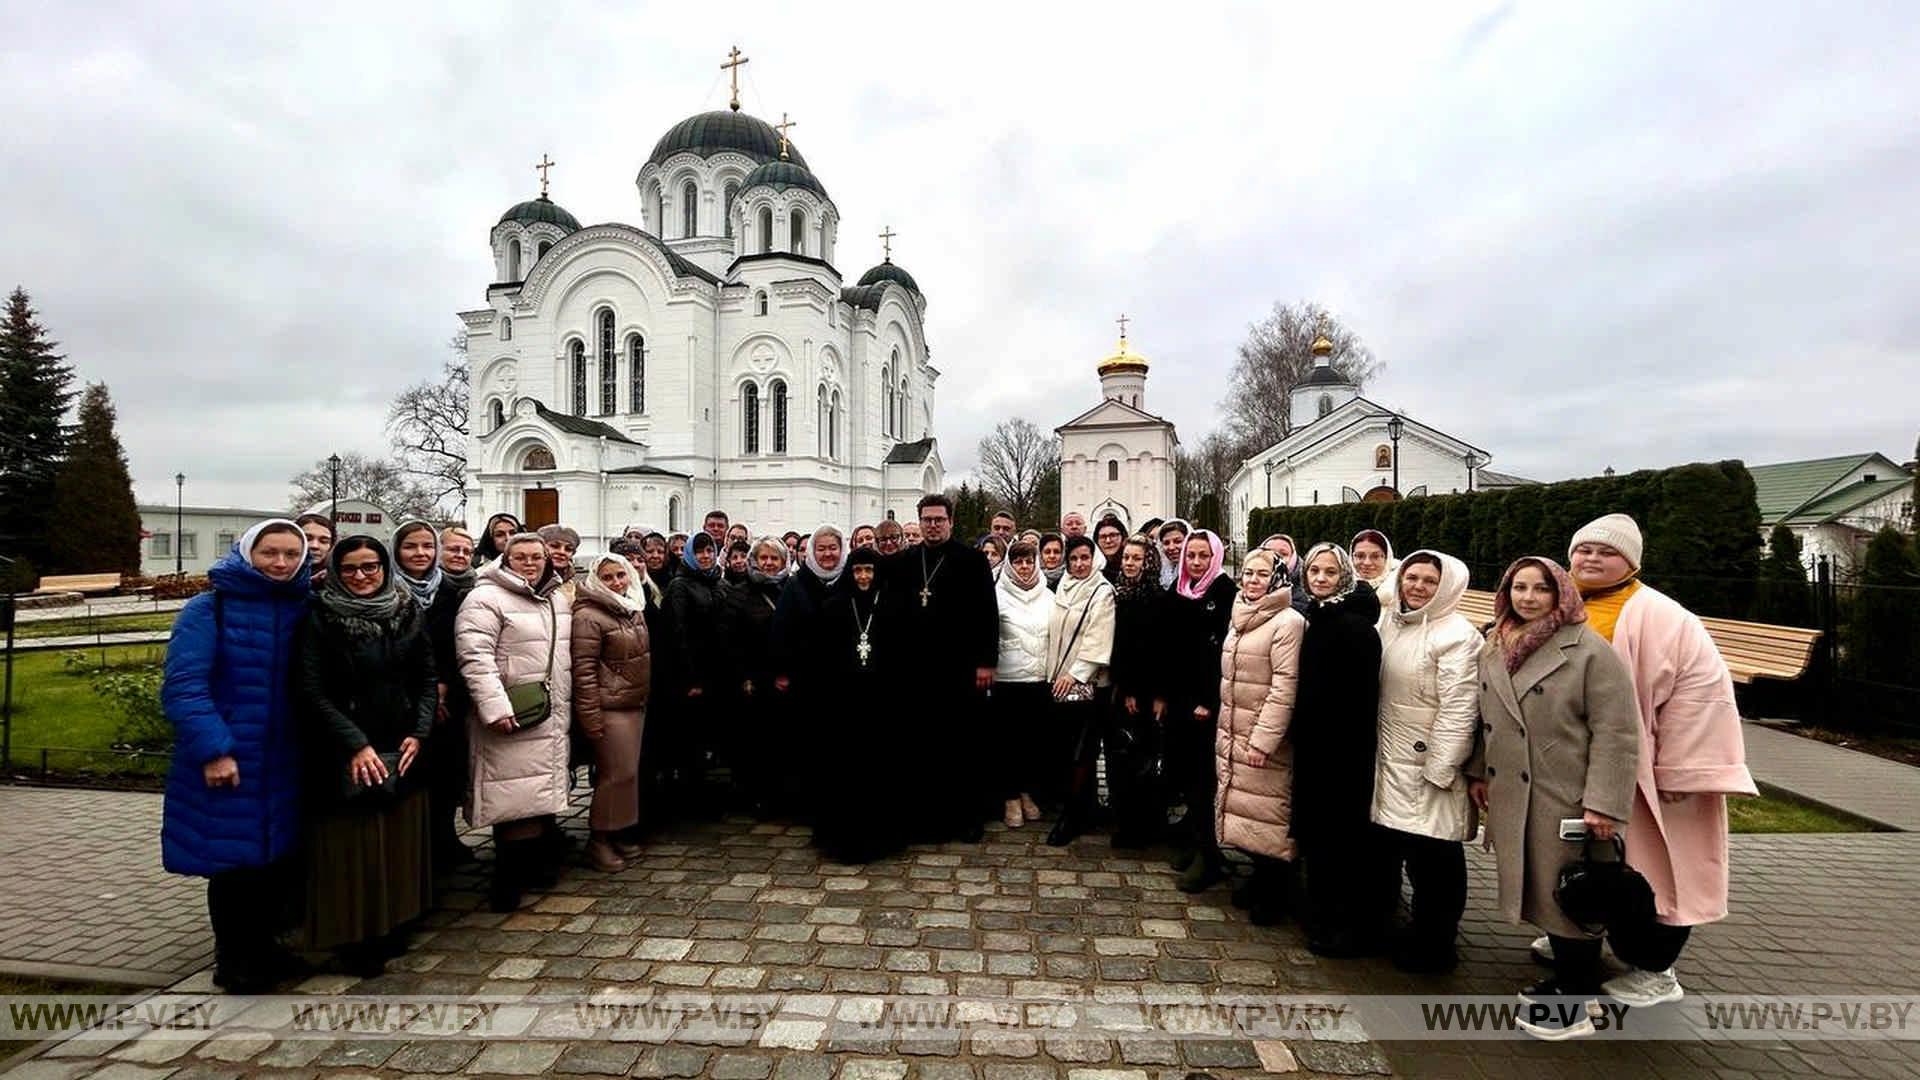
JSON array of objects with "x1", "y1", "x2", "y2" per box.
[{"x1": 459, "y1": 61, "x2": 941, "y2": 547}]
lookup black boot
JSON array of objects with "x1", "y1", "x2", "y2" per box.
[
  {"x1": 1045, "y1": 813, "x2": 1084, "y2": 848},
  {"x1": 1177, "y1": 847, "x2": 1226, "y2": 893},
  {"x1": 1248, "y1": 858, "x2": 1294, "y2": 927},
  {"x1": 488, "y1": 840, "x2": 527, "y2": 913}
]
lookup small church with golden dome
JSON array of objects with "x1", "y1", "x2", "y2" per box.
[
  {"x1": 1055, "y1": 320, "x2": 1179, "y2": 530},
  {"x1": 456, "y1": 48, "x2": 941, "y2": 546}
]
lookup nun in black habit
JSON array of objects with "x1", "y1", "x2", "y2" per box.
[{"x1": 810, "y1": 546, "x2": 906, "y2": 864}]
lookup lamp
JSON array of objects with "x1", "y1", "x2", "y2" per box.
[
  {"x1": 328, "y1": 454, "x2": 342, "y2": 523},
  {"x1": 174, "y1": 473, "x2": 185, "y2": 574},
  {"x1": 1386, "y1": 414, "x2": 1405, "y2": 496}
]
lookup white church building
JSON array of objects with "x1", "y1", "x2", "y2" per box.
[
  {"x1": 1225, "y1": 335, "x2": 1518, "y2": 553},
  {"x1": 1056, "y1": 327, "x2": 1178, "y2": 529},
  {"x1": 460, "y1": 62, "x2": 941, "y2": 548}
]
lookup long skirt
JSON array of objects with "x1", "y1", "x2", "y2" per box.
[
  {"x1": 991, "y1": 681, "x2": 1054, "y2": 801},
  {"x1": 302, "y1": 788, "x2": 433, "y2": 950},
  {"x1": 590, "y1": 706, "x2": 646, "y2": 832}
]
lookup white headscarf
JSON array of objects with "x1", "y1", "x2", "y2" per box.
[
  {"x1": 576, "y1": 553, "x2": 647, "y2": 614},
  {"x1": 804, "y1": 524, "x2": 847, "y2": 586}
]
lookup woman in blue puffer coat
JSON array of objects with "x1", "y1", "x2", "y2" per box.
[{"x1": 161, "y1": 519, "x2": 312, "y2": 992}]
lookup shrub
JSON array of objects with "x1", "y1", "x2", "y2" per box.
[{"x1": 151, "y1": 574, "x2": 210, "y2": 600}]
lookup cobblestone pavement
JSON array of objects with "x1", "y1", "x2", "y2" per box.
[
  {"x1": 5, "y1": 790, "x2": 1920, "y2": 1078},
  {"x1": 0, "y1": 787, "x2": 211, "y2": 986}
]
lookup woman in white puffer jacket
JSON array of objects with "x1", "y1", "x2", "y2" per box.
[
  {"x1": 1372, "y1": 549, "x2": 1481, "y2": 974},
  {"x1": 994, "y1": 538, "x2": 1054, "y2": 829}
]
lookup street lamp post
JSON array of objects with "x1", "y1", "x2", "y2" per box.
[
  {"x1": 1464, "y1": 451, "x2": 1480, "y2": 493},
  {"x1": 1263, "y1": 459, "x2": 1277, "y2": 505},
  {"x1": 174, "y1": 472, "x2": 185, "y2": 575},
  {"x1": 328, "y1": 454, "x2": 342, "y2": 523},
  {"x1": 1386, "y1": 414, "x2": 1405, "y2": 496}
]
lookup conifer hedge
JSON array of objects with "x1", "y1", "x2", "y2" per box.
[{"x1": 1247, "y1": 460, "x2": 1762, "y2": 618}]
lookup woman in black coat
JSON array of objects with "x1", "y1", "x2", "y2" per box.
[
  {"x1": 660, "y1": 531, "x2": 730, "y2": 816},
  {"x1": 1163, "y1": 529, "x2": 1240, "y2": 892},
  {"x1": 415, "y1": 524, "x2": 480, "y2": 870},
  {"x1": 726, "y1": 537, "x2": 791, "y2": 816},
  {"x1": 295, "y1": 536, "x2": 436, "y2": 976},
  {"x1": 1104, "y1": 535, "x2": 1169, "y2": 849},
  {"x1": 810, "y1": 547, "x2": 904, "y2": 863},
  {"x1": 1286, "y1": 542, "x2": 1389, "y2": 957}
]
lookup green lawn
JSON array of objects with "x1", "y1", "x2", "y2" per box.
[
  {"x1": 13, "y1": 611, "x2": 176, "y2": 641},
  {"x1": 3, "y1": 645, "x2": 169, "y2": 776},
  {"x1": 1729, "y1": 790, "x2": 1875, "y2": 834}
]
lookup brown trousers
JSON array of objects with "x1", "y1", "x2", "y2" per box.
[{"x1": 589, "y1": 706, "x2": 646, "y2": 831}]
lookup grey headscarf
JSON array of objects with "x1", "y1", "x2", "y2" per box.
[
  {"x1": 1298, "y1": 542, "x2": 1359, "y2": 607},
  {"x1": 391, "y1": 519, "x2": 444, "y2": 609},
  {"x1": 804, "y1": 524, "x2": 847, "y2": 586},
  {"x1": 317, "y1": 535, "x2": 413, "y2": 637}
]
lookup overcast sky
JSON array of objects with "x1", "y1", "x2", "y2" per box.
[{"x1": 2, "y1": 1, "x2": 1915, "y2": 512}]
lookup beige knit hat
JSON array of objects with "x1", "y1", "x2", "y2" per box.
[{"x1": 1569, "y1": 513, "x2": 1643, "y2": 569}]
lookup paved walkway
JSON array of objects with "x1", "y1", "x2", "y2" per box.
[
  {"x1": 10, "y1": 632, "x2": 171, "y2": 654},
  {"x1": 0, "y1": 788, "x2": 211, "y2": 987},
  {"x1": 1743, "y1": 721, "x2": 1920, "y2": 830},
  {"x1": 13, "y1": 599, "x2": 185, "y2": 625},
  {"x1": 5, "y1": 788, "x2": 1919, "y2": 1079}
]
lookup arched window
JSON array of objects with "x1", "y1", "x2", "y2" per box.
[
  {"x1": 817, "y1": 385, "x2": 828, "y2": 455},
  {"x1": 667, "y1": 494, "x2": 681, "y2": 533},
  {"x1": 743, "y1": 382, "x2": 761, "y2": 454},
  {"x1": 627, "y1": 333, "x2": 645, "y2": 414},
  {"x1": 648, "y1": 182, "x2": 663, "y2": 234},
  {"x1": 499, "y1": 315, "x2": 512, "y2": 341},
  {"x1": 723, "y1": 184, "x2": 738, "y2": 238},
  {"x1": 569, "y1": 340, "x2": 587, "y2": 416},
  {"x1": 830, "y1": 389, "x2": 842, "y2": 460},
  {"x1": 1317, "y1": 394, "x2": 1333, "y2": 418},
  {"x1": 489, "y1": 399, "x2": 505, "y2": 433},
  {"x1": 756, "y1": 291, "x2": 769, "y2": 316},
  {"x1": 507, "y1": 239, "x2": 521, "y2": 280},
  {"x1": 1108, "y1": 460, "x2": 1120, "y2": 482},
  {"x1": 881, "y1": 365, "x2": 893, "y2": 437},
  {"x1": 898, "y1": 378, "x2": 909, "y2": 438},
  {"x1": 681, "y1": 181, "x2": 698, "y2": 238},
  {"x1": 758, "y1": 207, "x2": 773, "y2": 253},
  {"x1": 771, "y1": 380, "x2": 788, "y2": 453},
  {"x1": 789, "y1": 208, "x2": 806, "y2": 255},
  {"x1": 536, "y1": 240, "x2": 551, "y2": 260},
  {"x1": 596, "y1": 310, "x2": 617, "y2": 415},
  {"x1": 523, "y1": 446, "x2": 556, "y2": 470}
]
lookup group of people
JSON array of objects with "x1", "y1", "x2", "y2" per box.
[{"x1": 161, "y1": 496, "x2": 1754, "y2": 1042}]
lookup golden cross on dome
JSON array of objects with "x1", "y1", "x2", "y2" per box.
[
  {"x1": 722, "y1": 46, "x2": 749, "y2": 112},
  {"x1": 879, "y1": 225, "x2": 897, "y2": 260},
  {"x1": 534, "y1": 153, "x2": 556, "y2": 197},
  {"x1": 775, "y1": 112, "x2": 798, "y2": 160},
  {"x1": 1116, "y1": 313, "x2": 1130, "y2": 341}
]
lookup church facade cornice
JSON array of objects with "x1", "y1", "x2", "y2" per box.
[{"x1": 517, "y1": 223, "x2": 720, "y2": 310}]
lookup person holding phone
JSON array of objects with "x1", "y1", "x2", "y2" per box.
[
  {"x1": 295, "y1": 536, "x2": 436, "y2": 976},
  {"x1": 1469, "y1": 556, "x2": 1640, "y2": 1040}
]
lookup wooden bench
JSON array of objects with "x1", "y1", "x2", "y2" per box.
[
  {"x1": 1454, "y1": 589, "x2": 1819, "y2": 685},
  {"x1": 32, "y1": 572, "x2": 123, "y2": 596}
]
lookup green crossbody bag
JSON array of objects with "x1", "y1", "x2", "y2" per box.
[{"x1": 503, "y1": 601, "x2": 557, "y2": 729}]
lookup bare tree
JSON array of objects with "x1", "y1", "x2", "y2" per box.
[
  {"x1": 1175, "y1": 431, "x2": 1241, "y2": 533},
  {"x1": 387, "y1": 332, "x2": 471, "y2": 514},
  {"x1": 288, "y1": 451, "x2": 440, "y2": 522},
  {"x1": 1220, "y1": 301, "x2": 1381, "y2": 457},
  {"x1": 975, "y1": 417, "x2": 1061, "y2": 526}
]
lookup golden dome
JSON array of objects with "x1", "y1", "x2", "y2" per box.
[
  {"x1": 1098, "y1": 335, "x2": 1150, "y2": 375},
  {"x1": 1311, "y1": 335, "x2": 1333, "y2": 356}
]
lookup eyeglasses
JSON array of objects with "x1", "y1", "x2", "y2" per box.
[
  {"x1": 339, "y1": 563, "x2": 384, "y2": 578},
  {"x1": 508, "y1": 554, "x2": 548, "y2": 566},
  {"x1": 919, "y1": 516, "x2": 948, "y2": 526}
]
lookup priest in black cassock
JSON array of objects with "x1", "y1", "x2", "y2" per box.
[{"x1": 883, "y1": 492, "x2": 1000, "y2": 843}]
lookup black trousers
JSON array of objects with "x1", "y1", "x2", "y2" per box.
[
  {"x1": 1101, "y1": 695, "x2": 1161, "y2": 839},
  {"x1": 427, "y1": 711, "x2": 469, "y2": 859},
  {"x1": 991, "y1": 681, "x2": 1056, "y2": 800},
  {"x1": 1380, "y1": 827, "x2": 1467, "y2": 953},
  {"x1": 1057, "y1": 689, "x2": 1111, "y2": 818},
  {"x1": 1165, "y1": 704, "x2": 1217, "y2": 851},
  {"x1": 1610, "y1": 915, "x2": 1693, "y2": 972},
  {"x1": 1298, "y1": 828, "x2": 1392, "y2": 942},
  {"x1": 207, "y1": 859, "x2": 295, "y2": 977}
]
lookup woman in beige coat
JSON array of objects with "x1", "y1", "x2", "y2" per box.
[
  {"x1": 1043, "y1": 535, "x2": 1115, "y2": 846},
  {"x1": 455, "y1": 533, "x2": 574, "y2": 912},
  {"x1": 1213, "y1": 549, "x2": 1306, "y2": 925},
  {"x1": 1372, "y1": 550, "x2": 1481, "y2": 974},
  {"x1": 1468, "y1": 556, "x2": 1640, "y2": 1040},
  {"x1": 572, "y1": 554, "x2": 652, "y2": 873}
]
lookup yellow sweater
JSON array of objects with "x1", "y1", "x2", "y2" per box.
[{"x1": 1579, "y1": 578, "x2": 1641, "y2": 642}]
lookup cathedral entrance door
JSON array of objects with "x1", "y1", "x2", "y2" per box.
[{"x1": 523, "y1": 488, "x2": 559, "y2": 530}]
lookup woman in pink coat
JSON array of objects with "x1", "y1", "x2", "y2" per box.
[
  {"x1": 1533, "y1": 514, "x2": 1760, "y2": 1009},
  {"x1": 455, "y1": 533, "x2": 574, "y2": 912},
  {"x1": 1213, "y1": 549, "x2": 1306, "y2": 925}
]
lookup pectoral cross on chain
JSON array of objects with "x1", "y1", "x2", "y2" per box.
[
  {"x1": 856, "y1": 633, "x2": 873, "y2": 665},
  {"x1": 919, "y1": 584, "x2": 931, "y2": 608}
]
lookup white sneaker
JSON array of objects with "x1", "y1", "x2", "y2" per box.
[
  {"x1": 1603, "y1": 967, "x2": 1684, "y2": 1008},
  {"x1": 1530, "y1": 935, "x2": 1554, "y2": 964}
]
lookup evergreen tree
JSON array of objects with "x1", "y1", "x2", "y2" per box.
[
  {"x1": 1753, "y1": 524, "x2": 1813, "y2": 627},
  {"x1": 0, "y1": 287, "x2": 77, "y2": 572},
  {"x1": 1842, "y1": 527, "x2": 1919, "y2": 714},
  {"x1": 46, "y1": 382, "x2": 142, "y2": 575}
]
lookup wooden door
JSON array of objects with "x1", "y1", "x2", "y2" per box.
[{"x1": 523, "y1": 488, "x2": 559, "y2": 530}]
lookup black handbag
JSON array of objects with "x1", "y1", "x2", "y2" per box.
[
  {"x1": 339, "y1": 749, "x2": 405, "y2": 803},
  {"x1": 1555, "y1": 833, "x2": 1656, "y2": 933}
]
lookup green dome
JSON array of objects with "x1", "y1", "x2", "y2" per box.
[
  {"x1": 498, "y1": 196, "x2": 581, "y2": 233},
  {"x1": 648, "y1": 110, "x2": 808, "y2": 169},
  {"x1": 740, "y1": 159, "x2": 829, "y2": 199},
  {"x1": 856, "y1": 259, "x2": 919, "y2": 293}
]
